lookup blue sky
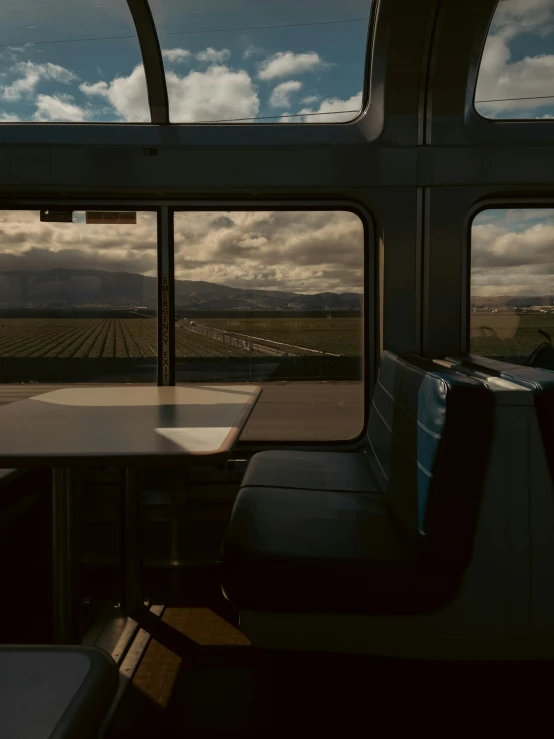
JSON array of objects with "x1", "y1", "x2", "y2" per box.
[{"x1": 0, "y1": 0, "x2": 371, "y2": 122}]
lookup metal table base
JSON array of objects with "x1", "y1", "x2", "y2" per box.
[{"x1": 51, "y1": 467, "x2": 143, "y2": 644}]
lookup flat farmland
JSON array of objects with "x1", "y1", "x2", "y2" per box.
[
  {"x1": 470, "y1": 312, "x2": 554, "y2": 357},
  {"x1": 199, "y1": 316, "x2": 362, "y2": 355},
  {"x1": 0, "y1": 317, "x2": 250, "y2": 358}
]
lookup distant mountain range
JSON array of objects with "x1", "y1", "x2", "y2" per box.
[
  {"x1": 0, "y1": 268, "x2": 362, "y2": 311},
  {"x1": 472, "y1": 295, "x2": 554, "y2": 308}
]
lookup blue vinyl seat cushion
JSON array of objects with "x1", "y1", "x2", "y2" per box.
[
  {"x1": 221, "y1": 351, "x2": 493, "y2": 614},
  {"x1": 452, "y1": 354, "x2": 554, "y2": 485}
]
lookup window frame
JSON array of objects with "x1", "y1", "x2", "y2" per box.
[
  {"x1": 0, "y1": 202, "x2": 162, "y2": 381},
  {"x1": 169, "y1": 201, "x2": 374, "y2": 450},
  {"x1": 464, "y1": 197, "x2": 554, "y2": 355},
  {"x1": 0, "y1": 198, "x2": 375, "y2": 449}
]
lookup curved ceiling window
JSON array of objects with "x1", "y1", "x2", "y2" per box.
[
  {"x1": 149, "y1": 0, "x2": 372, "y2": 123},
  {"x1": 475, "y1": 0, "x2": 554, "y2": 119},
  {"x1": 0, "y1": 1, "x2": 149, "y2": 123}
]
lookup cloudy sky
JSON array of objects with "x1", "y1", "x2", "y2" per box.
[
  {"x1": 174, "y1": 211, "x2": 363, "y2": 293},
  {"x1": 0, "y1": 0, "x2": 369, "y2": 123},
  {"x1": 472, "y1": 209, "x2": 554, "y2": 296},
  {"x1": 0, "y1": 210, "x2": 364, "y2": 295},
  {"x1": 475, "y1": 0, "x2": 554, "y2": 119}
]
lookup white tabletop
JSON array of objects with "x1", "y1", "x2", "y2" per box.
[{"x1": 0, "y1": 385, "x2": 261, "y2": 467}]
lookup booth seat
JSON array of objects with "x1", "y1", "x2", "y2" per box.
[{"x1": 221, "y1": 351, "x2": 494, "y2": 615}]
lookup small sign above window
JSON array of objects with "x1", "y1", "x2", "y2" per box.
[
  {"x1": 86, "y1": 211, "x2": 137, "y2": 224},
  {"x1": 40, "y1": 210, "x2": 73, "y2": 223}
]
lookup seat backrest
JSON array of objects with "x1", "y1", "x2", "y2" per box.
[
  {"x1": 366, "y1": 351, "x2": 494, "y2": 566},
  {"x1": 455, "y1": 354, "x2": 554, "y2": 485}
]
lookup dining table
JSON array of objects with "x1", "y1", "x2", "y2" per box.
[{"x1": 0, "y1": 384, "x2": 262, "y2": 643}]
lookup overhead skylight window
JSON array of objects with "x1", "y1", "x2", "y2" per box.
[
  {"x1": 0, "y1": 0, "x2": 149, "y2": 123},
  {"x1": 149, "y1": 0, "x2": 372, "y2": 123},
  {"x1": 475, "y1": 0, "x2": 554, "y2": 120}
]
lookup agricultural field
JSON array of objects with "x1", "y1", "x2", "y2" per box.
[
  {"x1": 0, "y1": 315, "x2": 362, "y2": 359},
  {"x1": 0, "y1": 318, "x2": 251, "y2": 358},
  {"x1": 199, "y1": 316, "x2": 362, "y2": 356},
  {"x1": 470, "y1": 312, "x2": 554, "y2": 359}
]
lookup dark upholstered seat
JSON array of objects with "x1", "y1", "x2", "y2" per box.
[
  {"x1": 451, "y1": 354, "x2": 554, "y2": 483},
  {"x1": 0, "y1": 646, "x2": 118, "y2": 739},
  {"x1": 221, "y1": 351, "x2": 494, "y2": 614},
  {"x1": 241, "y1": 450, "x2": 380, "y2": 493},
  {"x1": 221, "y1": 487, "x2": 461, "y2": 613}
]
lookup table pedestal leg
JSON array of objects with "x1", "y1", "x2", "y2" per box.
[
  {"x1": 121, "y1": 468, "x2": 143, "y2": 618},
  {"x1": 52, "y1": 468, "x2": 80, "y2": 644}
]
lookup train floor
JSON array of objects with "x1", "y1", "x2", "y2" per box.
[{"x1": 104, "y1": 607, "x2": 553, "y2": 736}]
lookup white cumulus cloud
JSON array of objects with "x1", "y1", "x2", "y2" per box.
[
  {"x1": 0, "y1": 111, "x2": 20, "y2": 121},
  {"x1": 1, "y1": 61, "x2": 78, "y2": 101},
  {"x1": 476, "y1": 0, "x2": 554, "y2": 116},
  {"x1": 0, "y1": 210, "x2": 363, "y2": 296},
  {"x1": 166, "y1": 65, "x2": 259, "y2": 122},
  {"x1": 243, "y1": 45, "x2": 264, "y2": 59},
  {"x1": 490, "y1": 0, "x2": 554, "y2": 37},
  {"x1": 80, "y1": 60, "x2": 258, "y2": 123},
  {"x1": 269, "y1": 80, "x2": 302, "y2": 108},
  {"x1": 196, "y1": 48, "x2": 231, "y2": 63},
  {"x1": 80, "y1": 65, "x2": 150, "y2": 122},
  {"x1": 173, "y1": 210, "x2": 363, "y2": 293},
  {"x1": 258, "y1": 51, "x2": 329, "y2": 80},
  {"x1": 472, "y1": 209, "x2": 554, "y2": 296},
  {"x1": 162, "y1": 48, "x2": 191, "y2": 63},
  {"x1": 33, "y1": 94, "x2": 87, "y2": 122},
  {"x1": 294, "y1": 92, "x2": 363, "y2": 122}
]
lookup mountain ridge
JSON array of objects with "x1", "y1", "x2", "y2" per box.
[
  {"x1": 472, "y1": 295, "x2": 554, "y2": 307},
  {"x1": 0, "y1": 267, "x2": 362, "y2": 311}
]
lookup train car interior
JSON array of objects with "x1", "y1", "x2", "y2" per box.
[{"x1": 2, "y1": 0, "x2": 554, "y2": 735}]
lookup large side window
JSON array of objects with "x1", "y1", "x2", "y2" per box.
[
  {"x1": 172, "y1": 209, "x2": 366, "y2": 441},
  {"x1": 475, "y1": 0, "x2": 554, "y2": 120},
  {"x1": 470, "y1": 207, "x2": 554, "y2": 366},
  {"x1": 0, "y1": 209, "x2": 158, "y2": 383}
]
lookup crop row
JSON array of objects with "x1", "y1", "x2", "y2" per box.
[
  {"x1": 175, "y1": 328, "x2": 252, "y2": 357},
  {"x1": 0, "y1": 318, "x2": 250, "y2": 358},
  {"x1": 0, "y1": 317, "x2": 363, "y2": 358}
]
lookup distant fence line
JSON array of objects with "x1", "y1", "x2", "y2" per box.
[
  {"x1": 177, "y1": 309, "x2": 362, "y2": 319},
  {"x1": 0, "y1": 356, "x2": 362, "y2": 383},
  {"x1": 181, "y1": 322, "x2": 332, "y2": 356},
  {"x1": 183, "y1": 323, "x2": 257, "y2": 353}
]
